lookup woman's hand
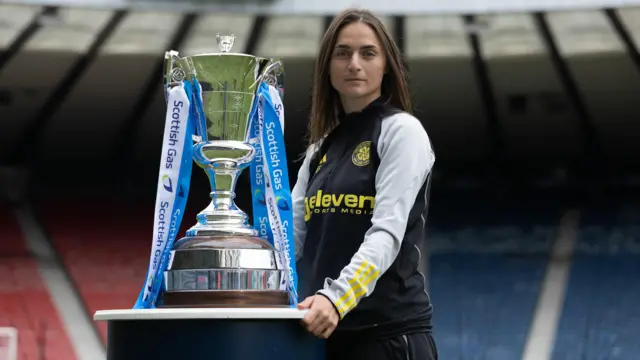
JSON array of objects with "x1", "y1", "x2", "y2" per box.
[{"x1": 297, "y1": 295, "x2": 340, "y2": 338}]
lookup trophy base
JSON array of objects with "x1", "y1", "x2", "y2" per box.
[
  {"x1": 158, "y1": 290, "x2": 290, "y2": 308},
  {"x1": 163, "y1": 233, "x2": 290, "y2": 308}
]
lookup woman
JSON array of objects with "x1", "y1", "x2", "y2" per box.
[{"x1": 292, "y1": 8, "x2": 437, "y2": 360}]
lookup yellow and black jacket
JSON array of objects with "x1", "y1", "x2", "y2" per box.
[{"x1": 292, "y1": 98, "x2": 436, "y2": 339}]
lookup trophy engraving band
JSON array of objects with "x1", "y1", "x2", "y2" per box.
[
  {"x1": 133, "y1": 33, "x2": 298, "y2": 309},
  {"x1": 164, "y1": 269, "x2": 283, "y2": 291},
  {"x1": 169, "y1": 248, "x2": 279, "y2": 270}
]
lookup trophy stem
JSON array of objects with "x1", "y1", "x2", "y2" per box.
[
  {"x1": 187, "y1": 141, "x2": 257, "y2": 237},
  {"x1": 205, "y1": 166, "x2": 240, "y2": 211}
]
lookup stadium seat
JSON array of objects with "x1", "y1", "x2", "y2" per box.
[
  {"x1": 0, "y1": 204, "x2": 76, "y2": 360},
  {"x1": 428, "y1": 200, "x2": 557, "y2": 360},
  {"x1": 35, "y1": 194, "x2": 205, "y2": 343},
  {"x1": 552, "y1": 206, "x2": 640, "y2": 360}
]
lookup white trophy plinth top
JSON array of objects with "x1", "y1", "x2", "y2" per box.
[{"x1": 94, "y1": 308, "x2": 308, "y2": 321}]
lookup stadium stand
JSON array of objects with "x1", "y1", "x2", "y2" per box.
[
  {"x1": 34, "y1": 196, "x2": 148, "y2": 344},
  {"x1": 428, "y1": 195, "x2": 560, "y2": 359},
  {"x1": 552, "y1": 201, "x2": 640, "y2": 360},
  {"x1": 0, "y1": 203, "x2": 76, "y2": 360},
  {"x1": 32, "y1": 190, "x2": 210, "y2": 344}
]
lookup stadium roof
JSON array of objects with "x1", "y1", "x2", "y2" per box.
[
  {"x1": 1, "y1": 5, "x2": 639, "y2": 58},
  {"x1": 5, "y1": 0, "x2": 640, "y2": 15},
  {"x1": 1, "y1": 4, "x2": 640, "y2": 172}
]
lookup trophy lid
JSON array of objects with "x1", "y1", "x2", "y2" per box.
[{"x1": 216, "y1": 33, "x2": 235, "y2": 53}]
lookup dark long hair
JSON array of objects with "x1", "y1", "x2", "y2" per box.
[{"x1": 307, "y1": 8, "x2": 411, "y2": 147}]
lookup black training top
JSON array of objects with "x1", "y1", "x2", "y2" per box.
[{"x1": 292, "y1": 98, "x2": 436, "y2": 339}]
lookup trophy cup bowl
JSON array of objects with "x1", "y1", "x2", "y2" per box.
[{"x1": 158, "y1": 34, "x2": 289, "y2": 308}]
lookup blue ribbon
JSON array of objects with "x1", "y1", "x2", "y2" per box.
[
  {"x1": 249, "y1": 82, "x2": 299, "y2": 306},
  {"x1": 133, "y1": 81, "x2": 195, "y2": 309}
]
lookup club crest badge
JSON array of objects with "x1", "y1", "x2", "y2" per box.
[{"x1": 352, "y1": 141, "x2": 371, "y2": 167}]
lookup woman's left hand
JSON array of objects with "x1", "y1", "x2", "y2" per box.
[{"x1": 297, "y1": 295, "x2": 340, "y2": 338}]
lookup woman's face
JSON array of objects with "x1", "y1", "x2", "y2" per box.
[{"x1": 329, "y1": 22, "x2": 386, "y2": 108}]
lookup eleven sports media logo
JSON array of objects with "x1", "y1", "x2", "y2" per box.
[{"x1": 304, "y1": 141, "x2": 375, "y2": 221}]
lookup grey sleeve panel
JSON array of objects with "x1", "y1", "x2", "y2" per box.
[
  {"x1": 291, "y1": 145, "x2": 318, "y2": 262},
  {"x1": 317, "y1": 112, "x2": 435, "y2": 318}
]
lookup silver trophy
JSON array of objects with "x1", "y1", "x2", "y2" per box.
[{"x1": 159, "y1": 33, "x2": 289, "y2": 307}]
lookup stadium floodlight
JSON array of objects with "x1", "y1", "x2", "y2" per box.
[
  {"x1": 546, "y1": 10, "x2": 624, "y2": 56},
  {"x1": 256, "y1": 16, "x2": 324, "y2": 58},
  {"x1": 476, "y1": 13, "x2": 545, "y2": 59},
  {"x1": 24, "y1": 8, "x2": 113, "y2": 53},
  {"x1": 0, "y1": 327, "x2": 17, "y2": 360},
  {"x1": 0, "y1": 5, "x2": 41, "y2": 51},
  {"x1": 101, "y1": 11, "x2": 182, "y2": 55},
  {"x1": 181, "y1": 14, "x2": 253, "y2": 56},
  {"x1": 405, "y1": 15, "x2": 472, "y2": 59}
]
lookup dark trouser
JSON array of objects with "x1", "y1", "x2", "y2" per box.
[{"x1": 325, "y1": 332, "x2": 438, "y2": 360}]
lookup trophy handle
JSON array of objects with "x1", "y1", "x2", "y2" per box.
[
  {"x1": 269, "y1": 59, "x2": 285, "y2": 101},
  {"x1": 163, "y1": 50, "x2": 185, "y2": 102},
  {"x1": 163, "y1": 52, "x2": 206, "y2": 141},
  {"x1": 252, "y1": 59, "x2": 284, "y2": 95}
]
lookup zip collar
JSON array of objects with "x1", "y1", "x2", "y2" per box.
[{"x1": 338, "y1": 96, "x2": 388, "y2": 127}]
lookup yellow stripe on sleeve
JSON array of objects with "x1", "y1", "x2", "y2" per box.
[
  {"x1": 332, "y1": 260, "x2": 380, "y2": 318},
  {"x1": 333, "y1": 261, "x2": 370, "y2": 308},
  {"x1": 337, "y1": 269, "x2": 379, "y2": 314}
]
